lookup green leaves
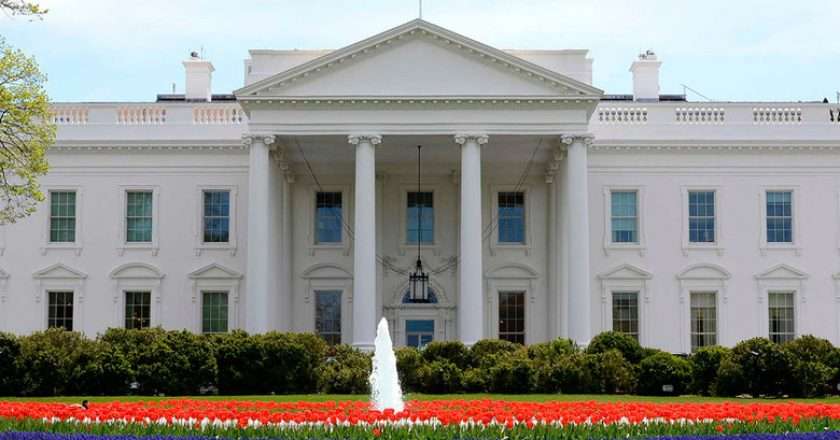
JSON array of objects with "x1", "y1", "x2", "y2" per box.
[{"x1": 0, "y1": 36, "x2": 53, "y2": 224}]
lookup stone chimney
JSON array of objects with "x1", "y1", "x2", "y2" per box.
[
  {"x1": 183, "y1": 51, "x2": 214, "y2": 101},
  {"x1": 629, "y1": 50, "x2": 661, "y2": 101}
]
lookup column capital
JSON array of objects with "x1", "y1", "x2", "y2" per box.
[
  {"x1": 560, "y1": 133, "x2": 594, "y2": 146},
  {"x1": 454, "y1": 133, "x2": 489, "y2": 146},
  {"x1": 347, "y1": 134, "x2": 382, "y2": 146},
  {"x1": 242, "y1": 134, "x2": 277, "y2": 147}
]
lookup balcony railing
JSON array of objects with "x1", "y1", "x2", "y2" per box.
[{"x1": 50, "y1": 103, "x2": 248, "y2": 126}]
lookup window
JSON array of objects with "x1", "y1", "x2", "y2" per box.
[
  {"x1": 612, "y1": 292, "x2": 639, "y2": 341},
  {"x1": 405, "y1": 320, "x2": 434, "y2": 348},
  {"x1": 49, "y1": 191, "x2": 76, "y2": 243},
  {"x1": 315, "y1": 290, "x2": 341, "y2": 345},
  {"x1": 126, "y1": 191, "x2": 153, "y2": 243},
  {"x1": 766, "y1": 191, "x2": 792, "y2": 243},
  {"x1": 498, "y1": 291, "x2": 525, "y2": 344},
  {"x1": 690, "y1": 292, "x2": 717, "y2": 352},
  {"x1": 688, "y1": 191, "x2": 715, "y2": 243},
  {"x1": 47, "y1": 291, "x2": 73, "y2": 331},
  {"x1": 407, "y1": 191, "x2": 434, "y2": 244},
  {"x1": 124, "y1": 291, "x2": 151, "y2": 329},
  {"x1": 611, "y1": 191, "x2": 638, "y2": 243},
  {"x1": 315, "y1": 192, "x2": 342, "y2": 244},
  {"x1": 203, "y1": 191, "x2": 230, "y2": 243},
  {"x1": 201, "y1": 291, "x2": 228, "y2": 333},
  {"x1": 768, "y1": 292, "x2": 795, "y2": 343},
  {"x1": 498, "y1": 192, "x2": 525, "y2": 244}
]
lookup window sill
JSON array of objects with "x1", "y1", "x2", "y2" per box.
[
  {"x1": 308, "y1": 243, "x2": 350, "y2": 256},
  {"x1": 603, "y1": 243, "x2": 646, "y2": 256},
  {"x1": 399, "y1": 243, "x2": 440, "y2": 256},
  {"x1": 194, "y1": 243, "x2": 237, "y2": 256},
  {"x1": 40, "y1": 243, "x2": 83, "y2": 256},
  {"x1": 489, "y1": 243, "x2": 531, "y2": 256},
  {"x1": 760, "y1": 244, "x2": 801, "y2": 256},
  {"x1": 118, "y1": 244, "x2": 159, "y2": 256},
  {"x1": 682, "y1": 244, "x2": 725, "y2": 256}
]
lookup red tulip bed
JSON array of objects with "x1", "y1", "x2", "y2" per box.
[{"x1": 3, "y1": 399, "x2": 840, "y2": 439}]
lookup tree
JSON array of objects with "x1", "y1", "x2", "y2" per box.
[
  {"x1": 1, "y1": 1, "x2": 47, "y2": 19},
  {"x1": 0, "y1": 37, "x2": 53, "y2": 223}
]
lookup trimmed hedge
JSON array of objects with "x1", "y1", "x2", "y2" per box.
[{"x1": 0, "y1": 329, "x2": 838, "y2": 397}]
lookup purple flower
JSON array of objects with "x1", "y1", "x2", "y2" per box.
[
  {"x1": 0, "y1": 434, "x2": 222, "y2": 440},
  {"x1": 652, "y1": 432, "x2": 840, "y2": 440}
]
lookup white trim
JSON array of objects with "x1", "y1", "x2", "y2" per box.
[
  {"x1": 188, "y1": 263, "x2": 242, "y2": 333},
  {"x1": 680, "y1": 186, "x2": 724, "y2": 256},
  {"x1": 41, "y1": 186, "x2": 84, "y2": 256},
  {"x1": 301, "y1": 263, "x2": 353, "y2": 344},
  {"x1": 398, "y1": 184, "x2": 442, "y2": 256},
  {"x1": 488, "y1": 185, "x2": 533, "y2": 256},
  {"x1": 118, "y1": 185, "x2": 161, "y2": 256},
  {"x1": 484, "y1": 263, "x2": 538, "y2": 343},
  {"x1": 597, "y1": 264, "x2": 652, "y2": 346},
  {"x1": 194, "y1": 185, "x2": 239, "y2": 256},
  {"x1": 602, "y1": 186, "x2": 646, "y2": 256},
  {"x1": 759, "y1": 186, "x2": 801, "y2": 255},
  {"x1": 677, "y1": 263, "x2": 730, "y2": 353},
  {"x1": 109, "y1": 262, "x2": 165, "y2": 328},
  {"x1": 32, "y1": 263, "x2": 87, "y2": 334},
  {"x1": 755, "y1": 264, "x2": 807, "y2": 339},
  {"x1": 307, "y1": 185, "x2": 352, "y2": 256},
  {"x1": 384, "y1": 277, "x2": 455, "y2": 346}
]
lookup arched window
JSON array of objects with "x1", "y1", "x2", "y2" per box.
[{"x1": 402, "y1": 286, "x2": 438, "y2": 304}]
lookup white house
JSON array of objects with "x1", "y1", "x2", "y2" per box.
[{"x1": 2, "y1": 19, "x2": 840, "y2": 354}]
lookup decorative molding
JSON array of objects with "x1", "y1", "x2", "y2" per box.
[
  {"x1": 242, "y1": 97, "x2": 601, "y2": 106},
  {"x1": 52, "y1": 143, "x2": 247, "y2": 153},
  {"x1": 347, "y1": 134, "x2": 383, "y2": 146},
  {"x1": 561, "y1": 133, "x2": 595, "y2": 146},
  {"x1": 453, "y1": 133, "x2": 489, "y2": 146},
  {"x1": 235, "y1": 19, "x2": 602, "y2": 99},
  {"x1": 590, "y1": 143, "x2": 840, "y2": 153},
  {"x1": 544, "y1": 145, "x2": 565, "y2": 183}
]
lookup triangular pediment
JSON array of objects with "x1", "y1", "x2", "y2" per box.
[
  {"x1": 756, "y1": 264, "x2": 808, "y2": 280},
  {"x1": 236, "y1": 19, "x2": 602, "y2": 100},
  {"x1": 109, "y1": 262, "x2": 164, "y2": 280},
  {"x1": 677, "y1": 263, "x2": 731, "y2": 281},
  {"x1": 33, "y1": 263, "x2": 87, "y2": 280},
  {"x1": 188, "y1": 263, "x2": 243, "y2": 280},
  {"x1": 598, "y1": 264, "x2": 653, "y2": 280}
]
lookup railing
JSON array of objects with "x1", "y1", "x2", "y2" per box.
[
  {"x1": 597, "y1": 107, "x2": 647, "y2": 124},
  {"x1": 116, "y1": 106, "x2": 167, "y2": 125},
  {"x1": 52, "y1": 107, "x2": 88, "y2": 125},
  {"x1": 753, "y1": 107, "x2": 801, "y2": 124},
  {"x1": 674, "y1": 107, "x2": 726, "y2": 124},
  {"x1": 193, "y1": 105, "x2": 247, "y2": 124}
]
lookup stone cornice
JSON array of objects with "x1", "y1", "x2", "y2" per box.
[
  {"x1": 50, "y1": 143, "x2": 247, "y2": 153},
  {"x1": 238, "y1": 96, "x2": 600, "y2": 106},
  {"x1": 590, "y1": 143, "x2": 840, "y2": 153}
]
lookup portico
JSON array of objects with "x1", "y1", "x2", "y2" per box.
[{"x1": 234, "y1": 20, "x2": 602, "y2": 348}]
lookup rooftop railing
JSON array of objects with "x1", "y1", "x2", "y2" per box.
[{"x1": 50, "y1": 102, "x2": 248, "y2": 126}]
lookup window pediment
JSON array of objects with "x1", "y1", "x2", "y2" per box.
[
  {"x1": 301, "y1": 263, "x2": 352, "y2": 280},
  {"x1": 484, "y1": 263, "x2": 538, "y2": 280},
  {"x1": 188, "y1": 263, "x2": 243, "y2": 280},
  {"x1": 597, "y1": 264, "x2": 652, "y2": 280},
  {"x1": 109, "y1": 262, "x2": 164, "y2": 280},
  {"x1": 755, "y1": 264, "x2": 808, "y2": 280},
  {"x1": 676, "y1": 263, "x2": 731, "y2": 281},
  {"x1": 32, "y1": 263, "x2": 87, "y2": 280}
]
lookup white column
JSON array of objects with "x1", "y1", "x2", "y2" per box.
[
  {"x1": 245, "y1": 134, "x2": 275, "y2": 334},
  {"x1": 280, "y1": 172, "x2": 294, "y2": 331},
  {"x1": 455, "y1": 133, "x2": 488, "y2": 346},
  {"x1": 562, "y1": 134, "x2": 593, "y2": 345},
  {"x1": 348, "y1": 134, "x2": 381, "y2": 351}
]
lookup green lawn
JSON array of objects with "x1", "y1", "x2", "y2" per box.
[{"x1": 6, "y1": 394, "x2": 840, "y2": 404}]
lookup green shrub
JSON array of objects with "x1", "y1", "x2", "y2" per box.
[
  {"x1": 422, "y1": 341, "x2": 470, "y2": 369},
  {"x1": 395, "y1": 347, "x2": 424, "y2": 392},
  {"x1": 534, "y1": 352, "x2": 590, "y2": 394},
  {"x1": 73, "y1": 339, "x2": 133, "y2": 395},
  {"x1": 419, "y1": 359, "x2": 463, "y2": 393},
  {"x1": 17, "y1": 329, "x2": 96, "y2": 396},
  {"x1": 0, "y1": 333, "x2": 20, "y2": 396},
  {"x1": 714, "y1": 356, "x2": 745, "y2": 396},
  {"x1": 317, "y1": 345, "x2": 371, "y2": 394},
  {"x1": 470, "y1": 339, "x2": 520, "y2": 367},
  {"x1": 257, "y1": 332, "x2": 327, "y2": 394},
  {"x1": 784, "y1": 335, "x2": 835, "y2": 364},
  {"x1": 637, "y1": 352, "x2": 691, "y2": 396},
  {"x1": 584, "y1": 349, "x2": 637, "y2": 394},
  {"x1": 462, "y1": 368, "x2": 487, "y2": 392},
  {"x1": 527, "y1": 338, "x2": 578, "y2": 363},
  {"x1": 726, "y1": 337, "x2": 794, "y2": 397},
  {"x1": 783, "y1": 336, "x2": 837, "y2": 397},
  {"x1": 689, "y1": 346, "x2": 730, "y2": 396},
  {"x1": 486, "y1": 349, "x2": 535, "y2": 393},
  {"x1": 208, "y1": 330, "x2": 263, "y2": 394},
  {"x1": 586, "y1": 331, "x2": 644, "y2": 363}
]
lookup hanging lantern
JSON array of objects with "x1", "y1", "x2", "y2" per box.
[{"x1": 408, "y1": 144, "x2": 429, "y2": 302}]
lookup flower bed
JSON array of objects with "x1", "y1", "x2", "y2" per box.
[{"x1": 2, "y1": 400, "x2": 840, "y2": 439}]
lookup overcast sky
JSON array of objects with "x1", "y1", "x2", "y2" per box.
[{"x1": 3, "y1": 0, "x2": 839, "y2": 102}]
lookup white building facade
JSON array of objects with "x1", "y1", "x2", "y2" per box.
[{"x1": 2, "y1": 19, "x2": 840, "y2": 353}]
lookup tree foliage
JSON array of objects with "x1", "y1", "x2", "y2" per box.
[
  {"x1": 0, "y1": 0, "x2": 47, "y2": 18},
  {"x1": 0, "y1": 37, "x2": 53, "y2": 223}
]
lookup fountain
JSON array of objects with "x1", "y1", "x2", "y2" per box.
[{"x1": 369, "y1": 317, "x2": 405, "y2": 413}]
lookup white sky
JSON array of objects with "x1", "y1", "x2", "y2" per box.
[{"x1": 3, "y1": 0, "x2": 839, "y2": 102}]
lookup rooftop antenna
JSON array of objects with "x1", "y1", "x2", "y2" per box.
[
  {"x1": 681, "y1": 83, "x2": 713, "y2": 102},
  {"x1": 836, "y1": 91, "x2": 839, "y2": 104}
]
